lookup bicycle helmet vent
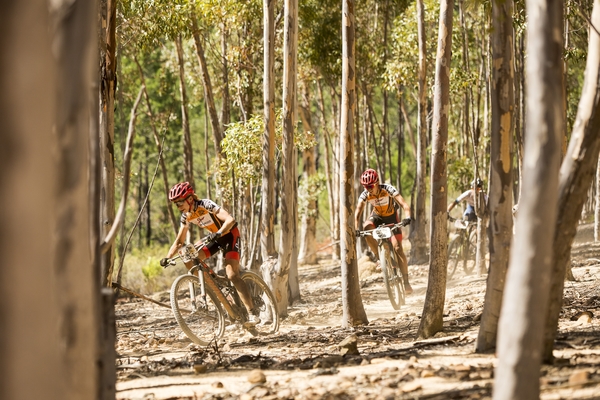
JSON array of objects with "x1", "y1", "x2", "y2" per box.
[
  {"x1": 360, "y1": 169, "x2": 379, "y2": 186},
  {"x1": 169, "y1": 182, "x2": 195, "y2": 201}
]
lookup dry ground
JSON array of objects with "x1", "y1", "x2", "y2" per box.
[{"x1": 114, "y1": 226, "x2": 600, "y2": 400}]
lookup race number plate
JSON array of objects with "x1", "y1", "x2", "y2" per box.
[{"x1": 372, "y1": 227, "x2": 392, "y2": 240}]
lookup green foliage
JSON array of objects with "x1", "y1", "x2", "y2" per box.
[
  {"x1": 298, "y1": 0, "x2": 342, "y2": 81},
  {"x1": 217, "y1": 109, "x2": 317, "y2": 204},
  {"x1": 447, "y1": 156, "x2": 473, "y2": 195},
  {"x1": 142, "y1": 258, "x2": 164, "y2": 280},
  {"x1": 117, "y1": 245, "x2": 183, "y2": 295},
  {"x1": 298, "y1": 172, "x2": 327, "y2": 217}
]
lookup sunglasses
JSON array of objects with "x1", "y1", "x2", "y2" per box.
[
  {"x1": 364, "y1": 184, "x2": 375, "y2": 190},
  {"x1": 174, "y1": 197, "x2": 188, "y2": 206}
]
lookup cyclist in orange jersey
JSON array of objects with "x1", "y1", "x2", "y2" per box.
[
  {"x1": 355, "y1": 169, "x2": 414, "y2": 294},
  {"x1": 160, "y1": 182, "x2": 260, "y2": 324}
]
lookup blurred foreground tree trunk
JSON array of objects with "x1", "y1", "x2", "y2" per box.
[
  {"x1": 543, "y1": 0, "x2": 600, "y2": 363},
  {"x1": 494, "y1": 0, "x2": 563, "y2": 397},
  {"x1": 0, "y1": 1, "x2": 112, "y2": 400}
]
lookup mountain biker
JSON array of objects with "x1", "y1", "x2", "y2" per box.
[
  {"x1": 355, "y1": 169, "x2": 414, "y2": 294},
  {"x1": 160, "y1": 182, "x2": 260, "y2": 324},
  {"x1": 447, "y1": 178, "x2": 486, "y2": 222}
]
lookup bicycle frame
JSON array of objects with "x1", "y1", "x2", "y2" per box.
[
  {"x1": 187, "y1": 261, "x2": 245, "y2": 322},
  {"x1": 170, "y1": 243, "x2": 246, "y2": 322}
]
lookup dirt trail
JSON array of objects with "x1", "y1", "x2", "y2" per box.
[{"x1": 115, "y1": 228, "x2": 600, "y2": 400}]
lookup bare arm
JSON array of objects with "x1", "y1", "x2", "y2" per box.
[
  {"x1": 394, "y1": 194, "x2": 412, "y2": 219},
  {"x1": 447, "y1": 199, "x2": 458, "y2": 212},
  {"x1": 214, "y1": 207, "x2": 236, "y2": 235},
  {"x1": 167, "y1": 223, "x2": 189, "y2": 258}
]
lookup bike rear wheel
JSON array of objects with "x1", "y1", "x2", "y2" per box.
[
  {"x1": 241, "y1": 270, "x2": 280, "y2": 335},
  {"x1": 447, "y1": 237, "x2": 464, "y2": 281},
  {"x1": 380, "y1": 242, "x2": 404, "y2": 310},
  {"x1": 170, "y1": 274, "x2": 225, "y2": 346},
  {"x1": 462, "y1": 229, "x2": 477, "y2": 275}
]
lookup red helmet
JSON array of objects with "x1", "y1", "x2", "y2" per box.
[
  {"x1": 360, "y1": 169, "x2": 379, "y2": 186},
  {"x1": 169, "y1": 182, "x2": 194, "y2": 201}
]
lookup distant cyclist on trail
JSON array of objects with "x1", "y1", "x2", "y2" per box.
[
  {"x1": 160, "y1": 182, "x2": 260, "y2": 325},
  {"x1": 447, "y1": 178, "x2": 487, "y2": 222},
  {"x1": 354, "y1": 169, "x2": 414, "y2": 294}
]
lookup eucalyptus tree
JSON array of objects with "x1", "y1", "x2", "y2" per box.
[
  {"x1": 133, "y1": 57, "x2": 179, "y2": 234},
  {"x1": 175, "y1": 35, "x2": 195, "y2": 189},
  {"x1": 261, "y1": 0, "x2": 277, "y2": 262},
  {"x1": 298, "y1": 82, "x2": 319, "y2": 266},
  {"x1": 100, "y1": 0, "x2": 118, "y2": 286},
  {"x1": 0, "y1": 1, "x2": 109, "y2": 399},
  {"x1": 271, "y1": 0, "x2": 299, "y2": 316},
  {"x1": 417, "y1": 0, "x2": 453, "y2": 339},
  {"x1": 413, "y1": 0, "x2": 429, "y2": 264},
  {"x1": 476, "y1": 0, "x2": 515, "y2": 353},
  {"x1": 494, "y1": 0, "x2": 563, "y2": 397},
  {"x1": 340, "y1": 0, "x2": 369, "y2": 327},
  {"x1": 298, "y1": 0, "x2": 342, "y2": 260},
  {"x1": 385, "y1": 0, "x2": 439, "y2": 265},
  {"x1": 543, "y1": 0, "x2": 600, "y2": 363}
]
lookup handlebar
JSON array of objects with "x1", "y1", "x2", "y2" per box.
[
  {"x1": 160, "y1": 237, "x2": 214, "y2": 268},
  {"x1": 447, "y1": 214, "x2": 476, "y2": 229},
  {"x1": 357, "y1": 219, "x2": 410, "y2": 238}
]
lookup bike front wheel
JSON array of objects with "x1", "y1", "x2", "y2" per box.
[
  {"x1": 380, "y1": 242, "x2": 404, "y2": 310},
  {"x1": 170, "y1": 274, "x2": 226, "y2": 346},
  {"x1": 241, "y1": 270, "x2": 280, "y2": 335}
]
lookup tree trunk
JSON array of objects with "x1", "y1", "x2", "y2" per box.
[
  {"x1": 476, "y1": 0, "x2": 515, "y2": 353},
  {"x1": 409, "y1": 0, "x2": 429, "y2": 265},
  {"x1": 272, "y1": 0, "x2": 298, "y2": 317},
  {"x1": 340, "y1": 0, "x2": 368, "y2": 327},
  {"x1": 220, "y1": 23, "x2": 231, "y2": 131},
  {"x1": 175, "y1": 35, "x2": 195, "y2": 189},
  {"x1": 191, "y1": 14, "x2": 223, "y2": 155},
  {"x1": 318, "y1": 81, "x2": 340, "y2": 260},
  {"x1": 417, "y1": 0, "x2": 453, "y2": 339},
  {"x1": 298, "y1": 86, "x2": 318, "y2": 265},
  {"x1": 543, "y1": 0, "x2": 600, "y2": 363},
  {"x1": 596, "y1": 156, "x2": 600, "y2": 241},
  {"x1": 99, "y1": 0, "x2": 117, "y2": 288},
  {"x1": 0, "y1": 1, "x2": 108, "y2": 399},
  {"x1": 494, "y1": 1, "x2": 563, "y2": 398},
  {"x1": 261, "y1": 0, "x2": 277, "y2": 261}
]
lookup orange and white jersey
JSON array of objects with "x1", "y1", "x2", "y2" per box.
[
  {"x1": 358, "y1": 183, "x2": 399, "y2": 217},
  {"x1": 180, "y1": 199, "x2": 231, "y2": 233}
]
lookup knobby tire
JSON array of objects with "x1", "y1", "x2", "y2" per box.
[
  {"x1": 170, "y1": 274, "x2": 226, "y2": 346},
  {"x1": 240, "y1": 270, "x2": 280, "y2": 335},
  {"x1": 380, "y1": 241, "x2": 404, "y2": 310},
  {"x1": 447, "y1": 237, "x2": 463, "y2": 281}
]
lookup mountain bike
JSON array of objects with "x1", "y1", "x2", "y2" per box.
[
  {"x1": 358, "y1": 220, "x2": 410, "y2": 310},
  {"x1": 447, "y1": 216, "x2": 477, "y2": 280},
  {"x1": 162, "y1": 240, "x2": 279, "y2": 346}
]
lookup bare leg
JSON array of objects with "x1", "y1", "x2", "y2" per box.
[
  {"x1": 363, "y1": 222, "x2": 379, "y2": 258},
  {"x1": 224, "y1": 259, "x2": 254, "y2": 312}
]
